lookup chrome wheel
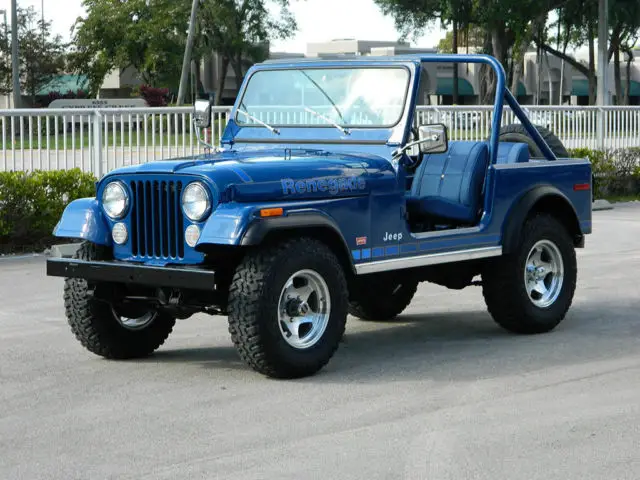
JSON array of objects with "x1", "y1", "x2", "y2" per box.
[
  {"x1": 524, "y1": 239, "x2": 564, "y2": 308},
  {"x1": 277, "y1": 269, "x2": 331, "y2": 350},
  {"x1": 111, "y1": 308, "x2": 156, "y2": 330}
]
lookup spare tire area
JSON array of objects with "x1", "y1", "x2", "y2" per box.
[{"x1": 497, "y1": 123, "x2": 569, "y2": 160}]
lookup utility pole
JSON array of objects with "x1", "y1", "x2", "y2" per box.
[
  {"x1": 0, "y1": 9, "x2": 8, "y2": 107},
  {"x1": 11, "y1": 0, "x2": 19, "y2": 109},
  {"x1": 177, "y1": 0, "x2": 199, "y2": 105},
  {"x1": 596, "y1": 0, "x2": 608, "y2": 149}
]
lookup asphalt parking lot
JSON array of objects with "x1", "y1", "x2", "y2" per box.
[{"x1": 1, "y1": 203, "x2": 639, "y2": 480}]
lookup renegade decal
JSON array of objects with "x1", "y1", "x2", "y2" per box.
[{"x1": 281, "y1": 176, "x2": 366, "y2": 195}]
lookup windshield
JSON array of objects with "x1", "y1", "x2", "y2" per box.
[{"x1": 235, "y1": 66, "x2": 410, "y2": 129}]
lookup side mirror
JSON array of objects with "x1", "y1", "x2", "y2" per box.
[
  {"x1": 193, "y1": 99, "x2": 212, "y2": 129},
  {"x1": 418, "y1": 124, "x2": 448, "y2": 154}
]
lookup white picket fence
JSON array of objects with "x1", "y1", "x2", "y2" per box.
[{"x1": 1, "y1": 105, "x2": 640, "y2": 177}]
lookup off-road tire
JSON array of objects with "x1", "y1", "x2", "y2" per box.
[
  {"x1": 482, "y1": 213, "x2": 577, "y2": 334},
  {"x1": 349, "y1": 277, "x2": 418, "y2": 321},
  {"x1": 63, "y1": 241, "x2": 176, "y2": 359},
  {"x1": 498, "y1": 123, "x2": 569, "y2": 159},
  {"x1": 227, "y1": 238, "x2": 348, "y2": 379}
]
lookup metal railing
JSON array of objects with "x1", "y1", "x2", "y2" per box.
[
  {"x1": 416, "y1": 105, "x2": 640, "y2": 150},
  {"x1": 1, "y1": 105, "x2": 639, "y2": 176},
  {"x1": 0, "y1": 106, "x2": 230, "y2": 177}
]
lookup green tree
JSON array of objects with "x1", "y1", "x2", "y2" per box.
[
  {"x1": 437, "y1": 24, "x2": 485, "y2": 52},
  {"x1": 0, "y1": 6, "x2": 68, "y2": 105},
  {"x1": 70, "y1": 0, "x2": 193, "y2": 96},
  {"x1": 374, "y1": 0, "x2": 568, "y2": 103},
  {"x1": 535, "y1": 0, "x2": 640, "y2": 105},
  {"x1": 375, "y1": 0, "x2": 474, "y2": 102},
  {"x1": 197, "y1": 0, "x2": 298, "y2": 105}
]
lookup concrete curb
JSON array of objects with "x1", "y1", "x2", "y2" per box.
[{"x1": 593, "y1": 199, "x2": 614, "y2": 211}]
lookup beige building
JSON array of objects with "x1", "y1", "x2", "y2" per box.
[
  {"x1": 569, "y1": 45, "x2": 640, "y2": 105},
  {"x1": 98, "y1": 66, "x2": 144, "y2": 98},
  {"x1": 523, "y1": 50, "x2": 574, "y2": 105}
]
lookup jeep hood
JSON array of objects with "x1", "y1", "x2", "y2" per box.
[{"x1": 102, "y1": 148, "x2": 396, "y2": 202}]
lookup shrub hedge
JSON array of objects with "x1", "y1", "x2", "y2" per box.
[
  {"x1": 568, "y1": 147, "x2": 640, "y2": 199},
  {"x1": 0, "y1": 169, "x2": 97, "y2": 253}
]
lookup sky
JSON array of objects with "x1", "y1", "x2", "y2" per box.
[{"x1": 0, "y1": 0, "x2": 446, "y2": 53}]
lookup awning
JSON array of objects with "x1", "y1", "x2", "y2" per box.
[
  {"x1": 436, "y1": 77, "x2": 475, "y2": 96},
  {"x1": 36, "y1": 75, "x2": 89, "y2": 96},
  {"x1": 571, "y1": 79, "x2": 590, "y2": 96},
  {"x1": 571, "y1": 78, "x2": 640, "y2": 97}
]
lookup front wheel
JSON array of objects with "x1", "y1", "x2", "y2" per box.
[
  {"x1": 64, "y1": 242, "x2": 176, "y2": 359},
  {"x1": 227, "y1": 238, "x2": 348, "y2": 379},
  {"x1": 482, "y1": 213, "x2": 577, "y2": 334}
]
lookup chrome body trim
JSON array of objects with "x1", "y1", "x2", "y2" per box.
[{"x1": 355, "y1": 246, "x2": 503, "y2": 275}]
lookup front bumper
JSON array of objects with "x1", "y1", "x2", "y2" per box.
[{"x1": 46, "y1": 258, "x2": 216, "y2": 291}]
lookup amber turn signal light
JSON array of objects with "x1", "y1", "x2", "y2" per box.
[{"x1": 260, "y1": 207, "x2": 284, "y2": 217}]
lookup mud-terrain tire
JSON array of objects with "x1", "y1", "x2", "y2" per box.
[
  {"x1": 482, "y1": 213, "x2": 577, "y2": 334},
  {"x1": 64, "y1": 241, "x2": 176, "y2": 359},
  {"x1": 227, "y1": 238, "x2": 348, "y2": 379},
  {"x1": 348, "y1": 277, "x2": 418, "y2": 321},
  {"x1": 498, "y1": 123, "x2": 569, "y2": 159}
]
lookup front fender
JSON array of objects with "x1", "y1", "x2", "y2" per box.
[
  {"x1": 53, "y1": 198, "x2": 112, "y2": 246},
  {"x1": 196, "y1": 204, "x2": 257, "y2": 247},
  {"x1": 195, "y1": 204, "x2": 351, "y2": 257}
]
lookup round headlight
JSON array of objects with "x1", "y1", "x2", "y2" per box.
[
  {"x1": 102, "y1": 181, "x2": 129, "y2": 219},
  {"x1": 182, "y1": 182, "x2": 211, "y2": 221}
]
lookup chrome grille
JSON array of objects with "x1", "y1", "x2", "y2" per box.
[{"x1": 130, "y1": 180, "x2": 184, "y2": 259}]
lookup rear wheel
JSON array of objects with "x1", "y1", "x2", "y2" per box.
[
  {"x1": 64, "y1": 242, "x2": 176, "y2": 359},
  {"x1": 482, "y1": 213, "x2": 577, "y2": 334}
]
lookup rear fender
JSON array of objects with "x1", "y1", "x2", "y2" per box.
[
  {"x1": 53, "y1": 198, "x2": 112, "y2": 246},
  {"x1": 502, "y1": 186, "x2": 583, "y2": 254}
]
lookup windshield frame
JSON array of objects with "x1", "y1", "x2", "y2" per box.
[{"x1": 233, "y1": 64, "x2": 413, "y2": 130}]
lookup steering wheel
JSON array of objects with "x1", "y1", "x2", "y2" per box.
[{"x1": 401, "y1": 126, "x2": 423, "y2": 170}]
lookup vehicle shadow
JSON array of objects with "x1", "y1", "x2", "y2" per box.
[
  {"x1": 316, "y1": 300, "x2": 640, "y2": 384},
  {"x1": 144, "y1": 299, "x2": 640, "y2": 382},
  {"x1": 148, "y1": 345, "x2": 248, "y2": 371}
]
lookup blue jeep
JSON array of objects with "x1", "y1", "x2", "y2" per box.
[{"x1": 47, "y1": 54, "x2": 592, "y2": 378}]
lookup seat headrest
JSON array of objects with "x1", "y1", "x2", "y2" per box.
[{"x1": 495, "y1": 142, "x2": 530, "y2": 164}]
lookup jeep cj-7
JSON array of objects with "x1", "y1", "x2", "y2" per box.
[{"x1": 47, "y1": 54, "x2": 593, "y2": 378}]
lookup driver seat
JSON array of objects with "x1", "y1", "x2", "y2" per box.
[{"x1": 406, "y1": 141, "x2": 489, "y2": 224}]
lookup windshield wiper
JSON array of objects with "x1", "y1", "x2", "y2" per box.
[
  {"x1": 298, "y1": 71, "x2": 346, "y2": 123},
  {"x1": 304, "y1": 107, "x2": 350, "y2": 135},
  {"x1": 236, "y1": 108, "x2": 280, "y2": 135}
]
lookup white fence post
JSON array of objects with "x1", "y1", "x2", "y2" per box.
[
  {"x1": 597, "y1": 107, "x2": 606, "y2": 151},
  {"x1": 93, "y1": 111, "x2": 103, "y2": 178}
]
